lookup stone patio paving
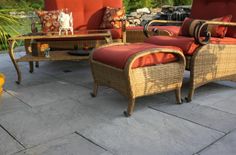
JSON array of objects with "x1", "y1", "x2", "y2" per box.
[{"x1": 0, "y1": 52, "x2": 236, "y2": 155}]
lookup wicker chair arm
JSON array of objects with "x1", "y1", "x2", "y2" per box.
[
  {"x1": 143, "y1": 20, "x2": 183, "y2": 37},
  {"x1": 194, "y1": 21, "x2": 236, "y2": 45},
  {"x1": 125, "y1": 48, "x2": 186, "y2": 72}
]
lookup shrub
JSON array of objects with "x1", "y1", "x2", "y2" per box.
[{"x1": 123, "y1": 0, "x2": 192, "y2": 13}]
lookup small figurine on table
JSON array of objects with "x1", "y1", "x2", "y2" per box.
[
  {"x1": 44, "y1": 48, "x2": 51, "y2": 58},
  {"x1": 58, "y1": 10, "x2": 73, "y2": 35}
]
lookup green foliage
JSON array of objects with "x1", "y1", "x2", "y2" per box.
[
  {"x1": 124, "y1": 0, "x2": 154, "y2": 12},
  {"x1": 123, "y1": 0, "x2": 192, "y2": 13},
  {"x1": 0, "y1": 12, "x2": 20, "y2": 50},
  {"x1": 0, "y1": 0, "x2": 44, "y2": 10},
  {"x1": 173, "y1": 0, "x2": 192, "y2": 5}
]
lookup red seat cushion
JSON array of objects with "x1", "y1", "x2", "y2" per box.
[
  {"x1": 93, "y1": 43, "x2": 180, "y2": 69},
  {"x1": 145, "y1": 36, "x2": 236, "y2": 55},
  {"x1": 127, "y1": 26, "x2": 180, "y2": 36}
]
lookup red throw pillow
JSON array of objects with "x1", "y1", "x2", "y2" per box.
[
  {"x1": 37, "y1": 10, "x2": 61, "y2": 33},
  {"x1": 100, "y1": 6, "x2": 126, "y2": 29},
  {"x1": 179, "y1": 15, "x2": 232, "y2": 38}
]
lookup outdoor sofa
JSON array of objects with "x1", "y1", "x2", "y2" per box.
[{"x1": 38, "y1": 0, "x2": 126, "y2": 49}]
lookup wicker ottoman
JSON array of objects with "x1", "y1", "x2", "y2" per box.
[{"x1": 90, "y1": 43, "x2": 186, "y2": 117}]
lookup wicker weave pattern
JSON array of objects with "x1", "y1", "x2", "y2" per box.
[
  {"x1": 126, "y1": 30, "x2": 146, "y2": 43},
  {"x1": 131, "y1": 62, "x2": 183, "y2": 97},
  {"x1": 91, "y1": 61, "x2": 129, "y2": 97},
  {"x1": 90, "y1": 43, "x2": 186, "y2": 116},
  {"x1": 126, "y1": 29, "x2": 173, "y2": 43},
  {"x1": 188, "y1": 44, "x2": 236, "y2": 100}
]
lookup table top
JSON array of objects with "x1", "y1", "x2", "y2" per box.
[{"x1": 9, "y1": 30, "x2": 111, "y2": 41}]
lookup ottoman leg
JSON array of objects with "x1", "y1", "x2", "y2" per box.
[
  {"x1": 91, "y1": 82, "x2": 98, "y2": 97},
  {"x1": 124, "y1": 98, "x2": 136, "y2": 117},
  {"x1": 175, "y1": 87, "x2": 183, "y2": 104},
  {"x1": 186, "y1": 87, "x2": 195, "y2": 103}
]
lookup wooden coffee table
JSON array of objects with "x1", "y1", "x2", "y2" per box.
[{"x1": 8, "y1": 30, "x2": 113, "y2": 84}]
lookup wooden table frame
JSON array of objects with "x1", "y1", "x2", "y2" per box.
[{"x1": 8, "y1": 30, "x2": 113, "y2": 84}]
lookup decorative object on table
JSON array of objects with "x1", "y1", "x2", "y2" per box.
[
  {"x1": 0, "y1": 73, "x2": 5, "y2": 95},
  {"x1": 44, "y1": 48, "x2": 51, "y2": 58},
  {"x1": 31, "y1": 41, "x2": 50, "y2": 57},
  {"x1": 36, "y1": 10, "x2": 60, "y2": 34},
  {"x1": 58, "y1": 9, "x2": 73, "y2": 35}
]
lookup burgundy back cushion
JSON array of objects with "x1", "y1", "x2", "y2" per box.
[
  {"x1": 190, "y1": 0, "x2": 236, "y2": 37},
  {"x1": 44, "y1": 0, "x2": 123, "y2": 30}
]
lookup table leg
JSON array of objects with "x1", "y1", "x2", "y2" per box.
[
  {"x1": 24, "y1": 39, "x2": 35, "y2": 73},
  {"x1": 8, "y1": 40, "x2": 22, "y2": 84},
  {"x1": 29, "y1": 62, "x2": 34, "y2": 73}
]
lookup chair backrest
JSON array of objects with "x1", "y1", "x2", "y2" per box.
[
  {"x1": 190, "y1": 0, "x2": 236, "y2": 37},
  {"x1": 44, "y1": 0, "x2": 123, "y2": 30}
]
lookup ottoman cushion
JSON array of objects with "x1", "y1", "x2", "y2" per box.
[{"x1": 93, "y1": 43, "x2": 181, "y2": 69}]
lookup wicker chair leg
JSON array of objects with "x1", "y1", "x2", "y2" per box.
[
  {"x1": 228, "y1": 75, "x2": 236, "y2": 82},
  {"x1": 124, "y1": 98, "x2": 136, "y2": 117},
  {"x1": 90, "y1": 83, "x2": 98, "y2": 97},
  {"x1": 186, "y1": 87, "x2": 195, "y2": 103},
  {"x1": 175, "y1": 88, "x2": 183, "y2": 104},
  {"x1": 29, "y1": 62, "x2": 34, "y2": 73}
]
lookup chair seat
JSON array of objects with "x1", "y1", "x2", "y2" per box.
[
  {"x1": 145, "y1": 36, "x2": 236, "y2": 55},
  {"x1": 93, "y1": 43, "x2": 181, "y2": 69}
]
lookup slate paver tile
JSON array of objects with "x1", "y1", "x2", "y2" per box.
[
  {"x1": 14, "y1": 133, "x2": 110, "y2": 155},
  {"x1": 150, "y1": 102, "x2": 236, "y2": 133},
  {"x1": 199, "y1": 129, "x2": 236, "y2": 155},
  {"x1": 0, "y1": 127, "x2": 24, "y2": 155}
]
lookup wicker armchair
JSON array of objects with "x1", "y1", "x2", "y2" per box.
[{"x1": 143, "y1": 0, "x2": 236, "y2": 102}]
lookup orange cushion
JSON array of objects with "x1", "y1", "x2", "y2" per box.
[
  {"x1": 93, "y1": 43, "x2": 180, "y2": 69},
  {"x1": 145, "y1": 36, "x2": 236, "y2": 55},
  {"x1": 179, "y1": 15, "x2": 232, "y2": 38},
  {"x1": 100, "y1": 6, "x2": 125, "y2": 29},
  {"x1": 37, "y1": 10, "x2": 61, "y2": 33}
]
